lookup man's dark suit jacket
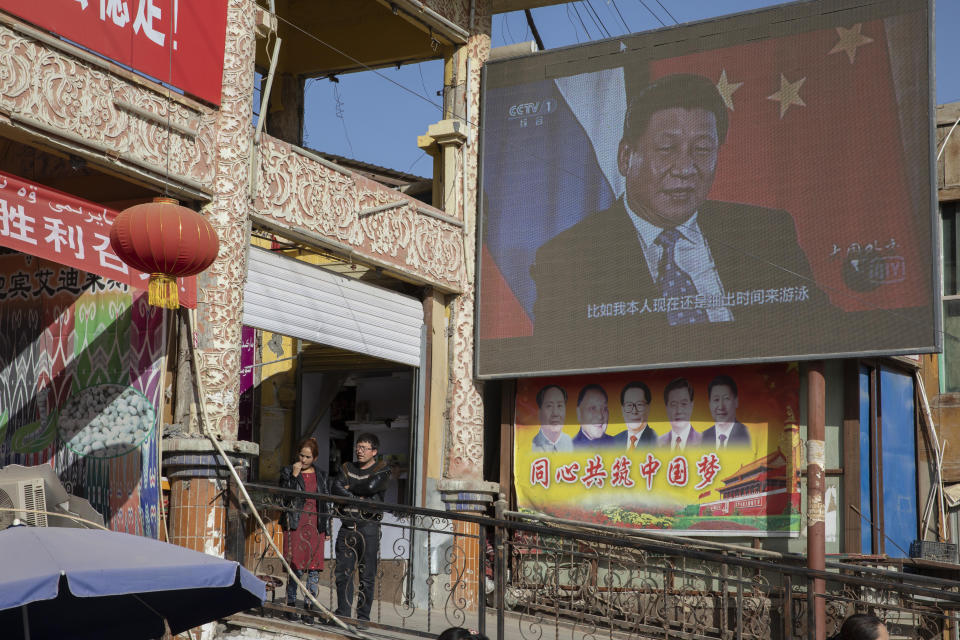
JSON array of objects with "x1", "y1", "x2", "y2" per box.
[
  {"x1": 528, "y1": 199, "x2": 833, "y2": 368},
  {"x1": 572, "y1": 429, "x2": 617, "y2": 449},
  {"x1": 701, "y1": 422, "x2": 752, "y2": 449}
]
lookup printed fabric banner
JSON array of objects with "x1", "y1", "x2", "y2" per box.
[
  {"x1": 0, "y1": 169, "x2": 196, "y2": 307},
  {"x1": 514, "y1": 363, "x2": 801, "y2": 536},
  {"x1": 0, "y1": 252, "x2": 165, "y2": 537}
]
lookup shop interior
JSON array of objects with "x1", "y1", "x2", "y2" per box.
[{"x1": 246, "y1": 335, "x2": 419, "y2": 507}]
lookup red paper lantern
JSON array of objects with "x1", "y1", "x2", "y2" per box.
[{"x1": 109, "y1": 197, "x2": 219, "y2": 308}]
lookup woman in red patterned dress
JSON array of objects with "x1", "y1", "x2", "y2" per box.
[{"x1": 279, "y1": 437, "x2": 329, "y2": 623}]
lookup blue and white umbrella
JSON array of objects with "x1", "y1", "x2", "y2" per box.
[{"x1": 0, "y1": 525, "x2": 265, "y2": 639}]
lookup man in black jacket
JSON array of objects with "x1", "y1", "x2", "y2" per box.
[{"x1": 331, "y1": 433, "x2": 391, "y2": 624}]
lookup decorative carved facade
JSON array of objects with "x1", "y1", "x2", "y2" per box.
[
  {"x1": 0, "y1": 0, "x2": 492, "y2": 482},
  {"x1": 253, "y1": 136, "x2": 464, "y2": 291},
  {"x1": 195, "y1": 0, "x2": 258, "y2": 440},
  {"x1": 0, "y1": 20, "x2": 216, "y2": 191},
  {"x1": 446, "y1": 25, "x2": 491, "y2": 480}
]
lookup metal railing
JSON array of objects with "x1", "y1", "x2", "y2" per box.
[{"x1": 228, "y1": 482, "x2": 960, "y2": 639}]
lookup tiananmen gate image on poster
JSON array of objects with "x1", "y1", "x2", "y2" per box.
[{"x1": 514, "y1": 363, "x2": 802, "y2": 536}]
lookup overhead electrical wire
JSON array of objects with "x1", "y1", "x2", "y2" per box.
[
  {"x1": 272, "y1": 13, "x2": 444, "y2": 113},
  {"x1": 654, "y1": 0, "x2": 680, "y2": 25},
  {"x1": 503, "y1": 12, "x2": 518, "y2": 45},
  {"x1": 332, "y1": 83, "x2": 354, "y2": 155},
  {"x1": 581, "y1": 3, "x2": 603, "y2": 37},
  {"x1": 610, "y1": 0, "x2": 632, "y2": 32},
  {"x1": 406, "y1": 151, "x2": 428, "y2": 173},
  {"x1": 637, "y1": 0, "x2": 667, "y2": 27},
  {"x1": 565, "y1": 4, "x2": 583, "y2": 43},
  {"x1": 571, "y1": 2, "x2": 594, "y2": 40},
  {"x1": 416, "y1": 63, "x2": 431, "y2": 100},
  {"x1": 583, "y1": 1, "x2": 612, "y2": 38}
]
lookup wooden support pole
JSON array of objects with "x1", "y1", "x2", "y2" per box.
[{"x1": 807, "y1": 361, "x2": 826, "y2": 640}]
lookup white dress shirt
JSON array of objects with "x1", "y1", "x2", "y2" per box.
[
  {"x1": 624, "y1": 200, "x2": 733, "y2": 323},
  {"x1": 671, "y1": 425, "x2": 694, "y2": 451}
]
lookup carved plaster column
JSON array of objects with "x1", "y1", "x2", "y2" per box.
[
  {"x1": 419, "y1": 119, "x2": 468, "y2": 211},
  {"x1": 444, "y1": 4, "x2": 491, "y2": 484},
  {"x1": 164, "y1": 0, "x2": 258, "y2": 558},
  {"x1": 436, "y1": 3, "x2": 494, "y2": 614},
  {"x1": 194, "y1": 0, "x2": 255, "y2": 443}
]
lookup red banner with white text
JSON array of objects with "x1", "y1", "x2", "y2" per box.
[
  {"x1": 0, "y1": 169, "x2": 196, "y2": 306},
  {"x1": 0, "y1": 0, "x2": 228, "y2": 105}
]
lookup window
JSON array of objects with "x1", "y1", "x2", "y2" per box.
[
  {"x1": 941, "y1": 202, "x2": 960, "y2": 392},
  {"x1": 858, "y1": 364, "x2": 918, "y2": 557}
]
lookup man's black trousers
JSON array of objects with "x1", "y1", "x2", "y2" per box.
[{"x1": 334, "y1": 521, "x2": 380, "y2": 621}]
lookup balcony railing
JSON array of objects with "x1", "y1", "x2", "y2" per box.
[{"x1": 227, "y1": 481, "x2": 960, "y2": 639}]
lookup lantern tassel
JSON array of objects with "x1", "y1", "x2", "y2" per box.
[{"x1": 149, "y1": 274, "x2": 179, "y2": 309}]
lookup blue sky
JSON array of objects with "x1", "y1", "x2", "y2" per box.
[{"x1": 302, "y1": 0, "x2": 958, "y2": 176}]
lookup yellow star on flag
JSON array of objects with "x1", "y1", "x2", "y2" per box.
[
  {"x1": 767, "y1": 73, "x2": 806, "y2": 119},
  {"x1": 715, "y1": 69, "x2": 743, "y2": 111},
  {"x1": 829, "y1": 24, "x2": 873, "y2": 64}
]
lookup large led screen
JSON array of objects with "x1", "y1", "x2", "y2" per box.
[{"x1": 476, "y1": 0, "x2": 936, "y2": 378}]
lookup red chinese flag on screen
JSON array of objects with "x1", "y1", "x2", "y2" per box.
[{"x1": 650, "y1": 18, "x2": 927, "y2": 311}]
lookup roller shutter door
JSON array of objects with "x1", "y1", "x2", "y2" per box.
[{"x1": 242, "y1": 246, "x2": 423, "y2": 367}]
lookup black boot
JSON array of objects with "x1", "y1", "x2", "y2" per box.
[{"x1": 285, "y1": 601, "x2": 300, "y2": 622}]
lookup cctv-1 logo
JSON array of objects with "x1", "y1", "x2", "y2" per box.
[{"x1": 508, "y1": 99, "x2": 557, "y2": 127}]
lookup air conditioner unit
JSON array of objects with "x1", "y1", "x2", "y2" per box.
[
  {"x1": 0, "y1": 477, "x2": 47, "y2": 530},
  {"x1": 0, "y1": 464, "x2": 103, "y2": 530}
]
